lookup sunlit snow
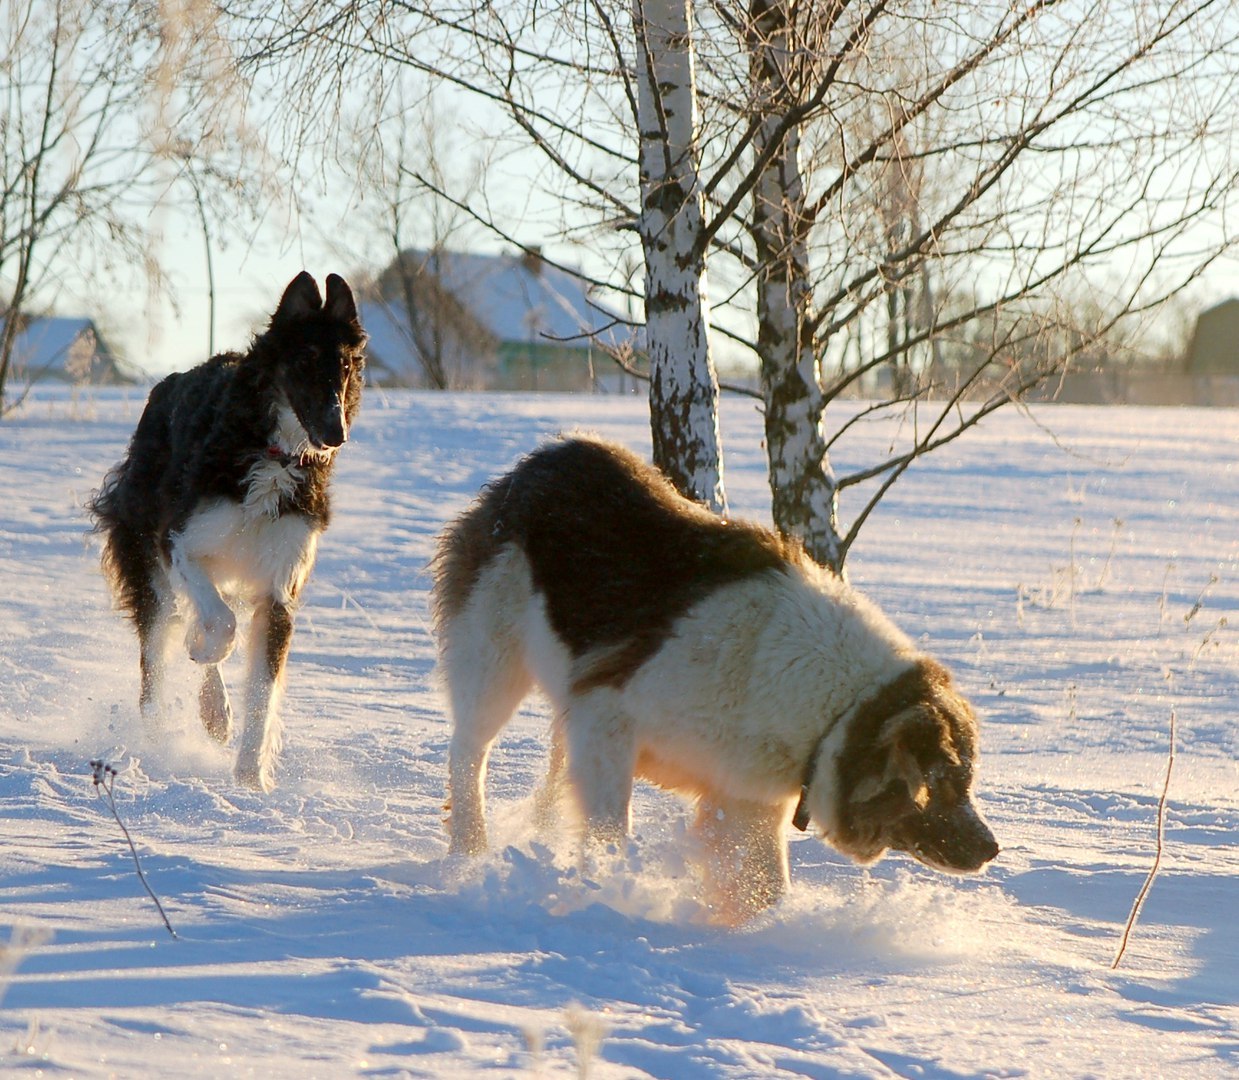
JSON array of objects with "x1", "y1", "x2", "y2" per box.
[{"x1": 2, "y1": 386, "x2": 1236, "y2": 1077}]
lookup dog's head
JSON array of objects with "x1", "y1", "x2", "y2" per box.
[
  {"x1": 264, "y1": 272, "x2": 367, "y2": 451},
  {"x1": 813, "y1": 660, "x2": 999, "y2": 874}
]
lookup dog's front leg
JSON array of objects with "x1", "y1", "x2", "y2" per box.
[
  {"x1": 531, "y1": 717, "x2": 568, "y2": 833},
  {"x1": 234, "y1": 597, "x2": 292, "y2": 792},
  {"x1": 169, "y1": 539, "x2": 236, "y2": 665},
  {"x1": 563, "y1": 694, "x2": 636, "y2": 848},
  {"x1": 694, "y1": 795, "x2": 793, "y2": 925}
]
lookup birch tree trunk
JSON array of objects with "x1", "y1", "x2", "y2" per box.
[
  {"x1": 633, "y1": 0, "x2": 726, "y2": 512},
  {"x1": 748, "y1": 0, "x2": 843, "y2": 570}
]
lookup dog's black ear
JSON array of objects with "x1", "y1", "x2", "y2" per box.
[
  {"x1": 274, "y1": 272, "x2": 323, "y2": 320},
  {"x1": 324, "y1": 274, "x2": 358, "y2": 325}
]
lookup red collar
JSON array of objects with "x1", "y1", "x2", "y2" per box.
[{"x1": 265, "y1": 446, "x2": 307, "y2": 467}]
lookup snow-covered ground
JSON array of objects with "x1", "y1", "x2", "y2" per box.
[{"x1": 1, "y1": 386, "x2": 1236, "y2": 1078}]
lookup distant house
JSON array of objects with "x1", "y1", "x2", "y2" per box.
[
  {"x1": 1186, "y1": 298, "x2": 1239, "y2": 375},
  {"x1": 0, "y1": 316, "x2": 132, "y2": 385},
  {"x1": 361, "y1": 249, "x2": 637, "y2": 391}
]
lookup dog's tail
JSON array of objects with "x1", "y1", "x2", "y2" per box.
[
  {"x1": 88, "y1": 376, "x2": 183, "y2": 626},
  {"x1": 88, "y1": 466, "x2": 160, "y2": 628}
]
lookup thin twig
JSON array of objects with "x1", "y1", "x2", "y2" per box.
[
  {"x1": 90, "y1": 760, "x2": 178, "y2": 940},
  {"x1": 1112, "y1": 707, "x2": 1175, "y2": 969},
  {"x1": 1011, "y1": 398, "x2": 1132, "y2": 468},
  {"x1": 1188, "y1": 617, "x2": 1228, "y2": 672},
  {"x1": 1095, "y1": 518, "x2": 1124, "y2": 590},
  {"x1": 1184, "y1": 574, "x2": 1218, "y2": 624}
]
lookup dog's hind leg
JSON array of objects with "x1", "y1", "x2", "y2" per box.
[
  {"x1": 444, "y1": 651, "x2": 532, "y2": 854},
  {"x1": 234, "y1": 597, "x2": 292, "y2": 792},
  {"x1": 199, "y1": 665, "x2": 232, "y2": 744},
  {"x1": 561, "y1": 692, "x2": 636, "y2": 847},
  {"x1": 443, "y1": 611, "x2": 534, "y2": 855},
  {"x1": 102, "y1": 522, "x2": 175, "y2": 735},
  {"x1": 136, "y1": 598, "x2": 176, "y2": 736},
  {"x1": 131, "y1": 556, "x2": 180, "y2": 738},
  {"x1": 693, "y1": 795, "x2": 793, "y2": 924}
]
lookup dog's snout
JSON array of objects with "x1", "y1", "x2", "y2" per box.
[
  {"x1": 318, "y1": 406, "x2": 347, "y2": 449},
  {"x1": 956, "y1": 816, "x2": 999, "y2": 871},
  {"x1": 896, "y1": 800, "x2": 1000, "y2": 873},
  {"x1": 961, "y1": 805, "x2": 1000, "y2": 867}
]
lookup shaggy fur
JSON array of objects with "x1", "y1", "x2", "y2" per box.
[
  {"x1": 90, "y1": 272, "x2": 366, "y2": 791},
  {"x1": 433, "y1": 437, "x2": 998, "y2": 922}
]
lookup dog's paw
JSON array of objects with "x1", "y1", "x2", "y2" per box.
[
  {"x1": 185, "y1": 609, "x2": 237, "y2": 665},
  {"x1": 446, "y1": 819, "x2": 488, "y2": 857},
  {"x1": 234, "y1": 758, "x2": 275, "y2": 793}
]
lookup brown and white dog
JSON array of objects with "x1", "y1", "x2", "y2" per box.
[{"x1": 432, "y1": 437, "x2": 998, "y2": 921}]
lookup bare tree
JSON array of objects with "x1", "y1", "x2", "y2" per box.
[
  {"x1": 633, "y1": 0, "x2": 726, "y2": 508},
  {"x1": 0, "y1": 1, "x2": 148, "y2": 407},
  {"x1": 734, "y1": 0, "x2": 1239, "y2": 568},
  {"x1": 745, "y1": 0, "x2": 843, "y2": 566},
  {"x1": 225, "y1": 0, "x2": 1237, "y2": 566},
  {"x1": 0, "y1": 0, "x2": 265, "y2": 412}
]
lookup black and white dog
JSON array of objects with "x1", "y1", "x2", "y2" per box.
[
  {"x1": 90, "y1": 272, "x2": 366, "y2": 791},
  {"x1": 433, "y1": 437, "x2": 998, "y2": 922}
]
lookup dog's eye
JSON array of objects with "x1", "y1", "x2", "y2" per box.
[{"x1": 927, "y1": 767, "x2": 969, "y2": 806}]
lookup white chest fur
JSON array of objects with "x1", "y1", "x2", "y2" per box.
[
  {"x1": 243, "y1": 456, "x2": 305, "y2": 521},
  {"x1": 173, "y1": 498, "x2": 320, "y2": 606}
]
